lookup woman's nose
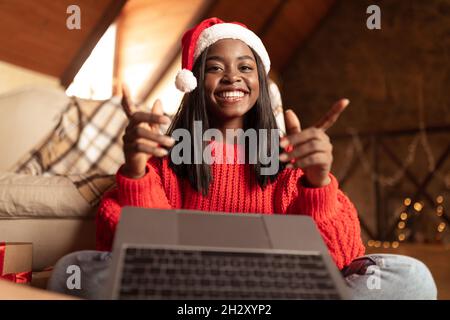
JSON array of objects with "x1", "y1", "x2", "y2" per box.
[{"x1": 221, "y1": 71, "x2": 241, "y2": 84}]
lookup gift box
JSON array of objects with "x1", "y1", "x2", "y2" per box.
[{"x1": 0, "y1": 242, "x2": 32, "y2": 284}]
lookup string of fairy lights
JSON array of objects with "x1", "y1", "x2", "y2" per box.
[
  {"x1": 337, "y1": 130, "x2": 448, "y2": 249},
  {"x1": 339, "y1": 126, "x2": 449, "y2": 189},
  {"x1": 365, "y1": 195, "x2": 447, "y2": 249},
  {"x1": 335, "y1": 75, "x2": 449, "y2": 248},
  {"x1": 348, "y1": 130, "x2": 447, "y2": 246}
]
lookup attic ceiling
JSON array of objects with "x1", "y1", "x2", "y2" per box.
[{"x1": 0, "y1": 0, "x2": 335, "y2": 91}]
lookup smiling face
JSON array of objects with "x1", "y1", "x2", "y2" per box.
[{"x1": 204, "y1": 39, "x2": 260, "y2": 129}]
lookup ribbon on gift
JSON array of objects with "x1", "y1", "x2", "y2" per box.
[{"x1": 0, "y1": 242, "x2": 32, "y2": 284}]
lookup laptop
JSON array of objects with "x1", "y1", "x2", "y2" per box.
[{"x1": 103, "y1": 207, "x2": 351, "y2": 300}]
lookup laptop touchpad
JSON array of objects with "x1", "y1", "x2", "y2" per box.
[{"x1": 178, "y1": 213, "x2": 271, "y2": 249}]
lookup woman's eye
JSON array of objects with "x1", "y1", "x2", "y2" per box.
[
  {"x1": 207, "y1": 66, "x2": 222, "y2": 72},
  {"x1": 240, "y1": 65, "x2": 253, "y2": 72}
]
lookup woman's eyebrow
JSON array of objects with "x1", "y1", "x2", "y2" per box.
[
  {"x1": 206, "y1": 55, "x2": 255, "y2": 62},
  {"x1": 206, "y1": 55, "x2": 223, "y2": 62},
  {"x1": 237, "y1": 55, "x2": 255, "y2": 61}
]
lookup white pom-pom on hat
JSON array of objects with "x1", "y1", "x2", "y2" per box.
[{"x1": 175, "y1": 68, "x2": 197, "y2": 92}]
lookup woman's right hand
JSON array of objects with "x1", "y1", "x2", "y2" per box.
[{"x1": 120, "y1": 85, "x2": 175, "y2": 179}]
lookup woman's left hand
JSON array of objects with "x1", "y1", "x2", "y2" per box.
[{"x1": 279, "y1": 99, "x2": 349, "y2": 187}]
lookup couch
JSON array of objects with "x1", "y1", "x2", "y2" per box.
[{"x1": 0, "y1": 86, "x2": 97, "y2": 271}]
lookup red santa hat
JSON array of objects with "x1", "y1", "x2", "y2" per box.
[{"x1": 175, "y1": 17, "x2": 271, "y2": 93}]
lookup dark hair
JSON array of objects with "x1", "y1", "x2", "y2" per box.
[{"x1": 166, "y1": 46, "x2": 285, "y2": 196}]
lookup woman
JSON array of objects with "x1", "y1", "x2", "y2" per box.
[{"x1": 48, "y1": 17, "x2": 437, "y2": 300}]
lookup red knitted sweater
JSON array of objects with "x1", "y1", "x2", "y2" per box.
[{"x1": 96, "y1": 142, "x2": 365, "y2": 270}]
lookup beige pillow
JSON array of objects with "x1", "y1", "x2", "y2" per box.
[
  {"x1": 13, "y1": 96, "x2": 124, "y2": 206},
  {"x1": 0, "y1": 86, "x2": 69, "y2": 171},
  {"x1": 0, "y1": 172, "x2": 93, "y2": 218}
]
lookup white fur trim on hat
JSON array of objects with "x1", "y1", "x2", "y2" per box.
[
  {"x1": 194, "y1": 23, "x2": 271, "y2": 74},
  {"x1": 175, "y1": 68, "x2": 198, "y2": 92}
]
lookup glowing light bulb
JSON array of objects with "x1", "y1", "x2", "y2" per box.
[
  {"x1": 404, "y1": 198, "x2": 412, "y2": 206},
  {"x1": 413, "y1": 202, "x2": 423, "y2": 212},
  {"x1": 436, "y1": 205, "x2": 444, "y2": 217}
]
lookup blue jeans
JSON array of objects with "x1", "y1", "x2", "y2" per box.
[
  {"x1": 342, "y1": 254, "x2": 437, "y2": 299},
  {"x1": 47, "y1": 251, "x2": 437, "y2": 300}
]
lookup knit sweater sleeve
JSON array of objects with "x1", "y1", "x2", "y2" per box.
[
  {"x1": 275, "y1": 170, "x2": 365, "y2": 270},
  {"x1": 115, "y1": 157, "x2": 173, "y2": 208},
  {"x1": 95, "y1": 157, "x2": 179, "y2": 251},
  {"x1": 96, "y1": 189, "x2": 121, "y2": 251}
]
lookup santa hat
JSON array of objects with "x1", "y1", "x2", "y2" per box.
[{"x1": 175, "y1": 17, "x2": 271, "y2": 93}]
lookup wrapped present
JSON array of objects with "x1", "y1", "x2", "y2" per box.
[{"x1": 0, "y1": 242, "x2": 32, "y2": 284}]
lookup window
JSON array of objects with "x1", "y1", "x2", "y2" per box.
[{"x1": 66, "y1": 24, "x2": 116, "y2": 100}]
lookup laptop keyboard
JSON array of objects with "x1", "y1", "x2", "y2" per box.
[{"x1": 118, "y1": 247, "x2": 340, "y2": 300}]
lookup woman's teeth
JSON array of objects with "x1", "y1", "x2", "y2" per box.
[{"x1": 217, "y1": 91, "x2": 245, "y2": 99}]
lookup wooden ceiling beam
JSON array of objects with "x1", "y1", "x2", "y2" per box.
[
  {"x1": 60, "y1": 0, "x2": 127, "y2": 87},
  {"x1": 136, "y1": 0, "x2": 216, "y2": 103},
  {"x1": 264, "y1": 0, "x2": 336, "y2": 74},
  {"x1": 258, "y1": 0, "x2": 288, "y2": 38}
]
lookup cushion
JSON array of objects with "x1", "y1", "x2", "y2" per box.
[
  {"x1": 0, "y1": 172, "x2": 92, "y2": 218},
  {"x1": 13, "y1": 96, "x2": 127, "y2": 206},
  {"x1": 0, "y1": 86, "x2": 69, "y2": 171}
]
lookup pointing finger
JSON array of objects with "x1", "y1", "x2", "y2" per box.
[
  {"x1": 284, "y1": 109, "x2": 302, "y2": 135},
  {"x1": 314, "y1": 98, "x2": 349, "y2": 131},
  {"x1": 121, "y1": 84, "x2": 136, "y2": 118}
]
